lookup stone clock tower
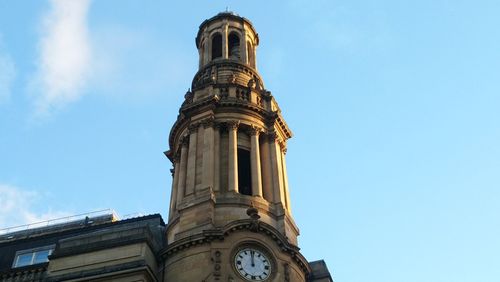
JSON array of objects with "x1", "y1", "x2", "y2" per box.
[{"x1": 163, "y1": 12, "x2": 331, "y2": 282}]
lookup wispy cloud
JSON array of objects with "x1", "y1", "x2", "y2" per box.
[
  {"x1": 32, "y1": 0, "x2": 92, "y2": 117},
  {"x1": 0, "y1": 184, "x2": 71, "y2": 230},
  {"x1": 0, "y1": 36, "x2": 16, "y2": 104}
]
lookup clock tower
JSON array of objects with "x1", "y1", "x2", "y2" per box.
[{"x1": 163, "y1": 12, "x2": 331, "y2": 282}]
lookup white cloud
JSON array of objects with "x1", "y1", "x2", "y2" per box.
[
  {"x1": 0, "y1": 37, "x2": 16, "y2": 104},
  {"x1": 0, "y1": 184, "x2": 71, "y2": 232},
  {"x1": 32, "y1": 0, "x2": 92, "y2": 116}
]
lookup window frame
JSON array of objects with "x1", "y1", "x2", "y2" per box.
[{"x1": 12, "y1": 244, "x2": 55, "y2": 268}]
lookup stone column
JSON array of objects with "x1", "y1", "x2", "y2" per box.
[
  {"x1": 260, "y1": 135, "x2": 273, "y2": 202},
  {"x1": 227, "y1": 121, "x2": 239, "y2": 193},
  {"x1": 241, "y1": 27, "x2": 248, "y2": 64},
  {"x1": 168, "y1": 166, "x2": 177, "y2": 220},
  {"x1": 203, "y1": 31, "x2": 209, "y2": 65},
  {"x1": 176, "y1": 138, "x2": 189, "y2": 209},
  {"x1": 269, "y1": 132, "x2": 286, "y2": 205},
  {"x1": 281, "y1": 147, "x2": 291, "y2": 212},
  {"x1": 202, "y1": 118, "x2": 215, "y2": 191},
  {"x1": 185, "y1": 124, "x2": 198, "y2": 196},
  {"x1": 222, "y1": 22, "x2": 228, "y2": 59},
  {"x1": 213, "y1": 123, "x2": 221, "y2": 192},
  {"x1": 250, "y1": 126, "x2": 263, "y2": 197}
]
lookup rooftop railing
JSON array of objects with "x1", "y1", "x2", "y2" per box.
[{"x1": 0, "y1": 209, "x2": 119, "y2": 235}]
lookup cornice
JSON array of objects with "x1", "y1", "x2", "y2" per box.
[{"x1": 160, "y1": 220, "x2": 311, "y2": 275}]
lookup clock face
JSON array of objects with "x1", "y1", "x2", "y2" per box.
[{"x1": 234, "y1": 248, "x2": 272, "y2": 281}]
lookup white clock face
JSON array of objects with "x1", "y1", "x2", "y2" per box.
[{"x1": 234, "y1": 248, "x2": 272, "y2": 281}]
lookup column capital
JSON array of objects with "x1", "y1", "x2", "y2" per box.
[
  {"x1": 280, "y1": 143, "x2": 288, "y2": 155},
  {"x1": 188, "y1": 123, "x2": 199, "y2": 133},
  {"x1": 267, "y1": 131, "x2": 279, "y2": 142},
  {"x1": 214, "y1": 121, "x2": 225, "y2": 131},
  {"x1": 227, "y1": 120, "x2": 240, "y2": 130},
  {"x1": 173, "y1": 151, "x2": 181, "y2": 163},
  {"x1": 202, "y1": 116, "x2": 215, "y2": 128},
  {"x1": 249, "y1": 125, "x2": 262, "y2": 136},
  {"x1": 180, "y1": 135, "x2": 190, "y2": 146}
]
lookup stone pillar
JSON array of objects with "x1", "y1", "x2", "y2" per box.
[
  {"x1": 250, "y1": 126, "x2": 263, "y2": 197},
  {"x1": 214, "y1": 124, "x2": 221, "y2": 192},
  {"x1": 222, "y1": 23, "x2": 229, "y2": 59},
  {"x1": 241, "y1": 27, "x2": 248, "y2": 64},
  {"x1": 202, "y1": 118, "x2": 215, "y2": 191},
  {"x1": 269, "y1": 133, "x2": 286, "y2": 205},
  {"x1": 203, "y1": 31, "x2": 209, "y2": 65},
  {"x1": 281, "y1": 147, "x2": 291, "y2": 212},
  {"x1": 169, "y1": 160, "x2": 179, "y2": 219},
  {"x1": 260, "y1": 135, "x2": 273, "y2": 202},
  {"x1": 227, "y1": 121, "x2": 239, "y2": 193},
  {"x1": 185, "y1": 124, "x2": 198, "y2": 196},
  {"x1": 176, "y1": 138, "x2": 189, "y2": 209},
  {"x1": 253, "y1": 45, "x2": 258, "y2": 70}
]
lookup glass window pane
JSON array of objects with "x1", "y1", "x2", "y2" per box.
[
  {"x1": 15, "y1": 253, "x2": 33, "y2": 267},
  {"x1": 33, "y1": 250, "x2": 51, "y2": 264}
]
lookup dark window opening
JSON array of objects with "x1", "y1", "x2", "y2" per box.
[
  {"x1": 212, "y1": 33, "x2": 222, "y2": 60},
  {"x1": 238, "y1": 148, "x2": 252, "y2": 196},
  {"x1": 228, "y1": 33, "x2": 240, "y2": 59}
]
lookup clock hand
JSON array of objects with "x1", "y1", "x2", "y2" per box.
[{"x1": 251, "y1": 250, "x2": 255, "y2": 267}]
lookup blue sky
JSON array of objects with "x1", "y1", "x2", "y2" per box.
[{"x1": 1, "y1": 1, "x2": 499, "y2": 281}]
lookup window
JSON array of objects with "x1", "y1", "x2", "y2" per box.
[
  {"x1": 13, "y1": 245, "x2": 54, "y2": 268},
  {"x1": 211, "y1": 33, "x2": 222, "y2": 60},
  {"x1": 238, "y1": 148, "x2": 252, "y2": 196},
  {"x1": 228, "y1": 32, "x2": 240, "y2": 59}
]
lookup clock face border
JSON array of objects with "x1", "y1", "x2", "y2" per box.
[{"x1": 231, "y1": 243, "x2": 276, "y2": 282}]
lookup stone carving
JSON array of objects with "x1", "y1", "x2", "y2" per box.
[
  {"x1": 247, "y1": 78, "x2": 255, "y2": 89},
  {"x1": 202, "y1": 116, "x2": 215, "y2": 128},
  {"x1": 188, "y1": 123, "x2": 199, "y2": 134},
  {"x1": 229, "y1": 73, "x2": 236, "y2": 84},
  {"x1": 180, "y1": 135, "x2": 190, "y2": 146},
  {"x1": 222, "y1": 87, "x2": 229, "y2": 98},
  {"x1": 256, "y1": 96, "x2": 263, "y2": 107},
  {"x1": 249, "y1": 125, "x2": 261, "y2": 136},
  {"x1": 183, "y1": 89, "x2": 193, "y2": 105},
  {"x1": 236, "y1": 89, "x2": 250, "y2": 101},
  {"x1": 246, "y1": 206, "x2": 261, "y2": 232},
  {"x1": 256, "y1": 77, "x2": 263, "y2": 90},
  {"x1": 210, "y1": 66, "x2": 218, "y2": 84},
  {"x1": 227, "y1": 120, "x2": 240, "y2": 130},
  {"x1": 213, "y1": 250, "x2": 222, "y2": 280}
]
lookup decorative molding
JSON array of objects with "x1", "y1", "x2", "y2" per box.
[
  {"x1": 227, "y1": 120, "x2": 240, "y2": 130},
  {"x1": 188, "y1": 123, "x2": 199, "y2": 134},
  {"x1": 213, "y1": 251, "x2": 222, "y2": 279},
  {"x1": 201, "y1": 116, "x2": 215, "y2": 128},
  {"x1": 247, "y1": 78, "x2": 255, "y2": 89},
  {"x1": 180, "y1": 135, "x2": 190, "y2": 146},
  {"x1": 161, "y1": 220, "x2": 311, "y2": 276},
  {"x1": 249, "y1": 125, "x2": 262, "y2": 136}
]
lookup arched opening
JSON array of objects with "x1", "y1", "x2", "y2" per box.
[
  {"x1": 247, "y1": 41, "x2": 255, "y2": 68},
  {"x1": 237, "y1": 148, "x2": 252, "y2": 196},
  {"x1": 228, "y1": 32, "x2": 240, "y2": 60},
  {"x1": 211, "y1": 33, "x2": 222, "y2": 60}
]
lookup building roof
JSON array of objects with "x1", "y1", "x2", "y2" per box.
[{"x1": 0, "y1": 213, "x2": 164, "y2": 273}]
